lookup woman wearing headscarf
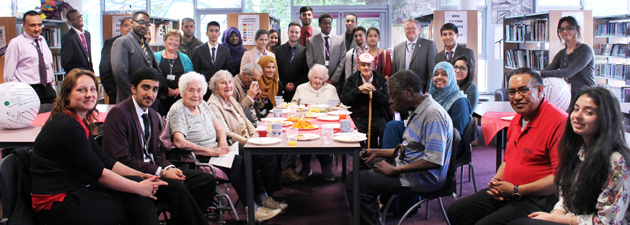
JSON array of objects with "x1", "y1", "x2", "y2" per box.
[
  {"x1": 257, "y1": 56, "x2": 283, "y2": 117},
  {"x1": 222, "y1": 27, "x2": 246, "y2": 76},
  {"x1": 429, "y1": 61, "x2": 471, "y2": 154}
]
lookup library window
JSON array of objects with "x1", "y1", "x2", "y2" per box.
[
  {"x1": 244, "y1": 0, "x2": 290, "y2": 29},
  {"x1": 440, "y1": 0, "x2": 486, "y2": 7},
  {"x1": 197, "y1": 0, "x2": 242, "y2": 8},
  {"x1": 17, "y1": 1, "x2": 40, "y2": 14},
  {"x1": 293, "y1": 0, "x2": 387, "y2": 6},
  {"x1": 152, "y1": 0, "x2": 194, "y2": 19},
  {"x1": 585, "y1": 0, "x2": 628, "y2": 17},
  {"x1": 105, "y1": 0, "x2": 146, "y2": 11},
  {"x1": 538, "y1": 0, "x2": 580, "y2": 6}
]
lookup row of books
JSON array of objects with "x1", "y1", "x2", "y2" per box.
[
  {"x1": 595, "y1": 63, "x2": 630, "y2": 80},
  {"x1": 505, "y1": 49, "x2": 549, "y2": 70},
  {"x1": 599, "y1": 44, "x2": 630, "y2": 57},
  {"x1": 596, "y1": 22, "x2": 630, "y2": 36},
  {"x1": 505, "y1": 19, "x2": 549, "y2": 42},
  {"x1": 600, "y1": 85, "x2": 630, "y2": 102},
  {"x1": 51, "y1": 55, "x2": 63, "y2": 74},
  {"x1": 147, "y1": 21, "x2": 174, "y2": 46}
]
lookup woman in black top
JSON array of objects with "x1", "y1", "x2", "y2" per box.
[
  {"x1": 31, "y1": 69, "x2": 166, "y2": 225},
  {"x1": 540, "y1": 16, "x2": 595, "y2": 100},
  {"x1": 155, "y1": 30, "x2": 194, "y2": 111}
]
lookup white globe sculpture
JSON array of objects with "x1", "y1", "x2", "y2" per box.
[
  {"x1": 0, "y1": 82, "x2": 41, "y2": 129},
  {"x1": 543, "y1": 78, "x2": 571, "y2": 111}
]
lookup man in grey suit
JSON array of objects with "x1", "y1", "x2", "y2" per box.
[
  {"x1": 306, "y1": 13, "x2": 346, "y2": 94},
  {"x1": 111, "y1": 11, "x2": 167, "y2": 113},
  {"x1": 392, "y1": 18, "x2": 437, "y2": 93},
  {"x1": 435, "y1": 23, "x2": 475, "y2": 65}
]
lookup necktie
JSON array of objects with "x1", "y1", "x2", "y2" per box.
[
  {"x1": 446, "y1": 51, "x2": 453, "y2": 62},
  {"x1": 211, "y1": 47, "x2": 216, "y2": 64},
  {"x1": 324, "y1": 36, "x2": 330, "y2": 61},
  {"x1": 139, "y1": 39, "x2": 151, "y2": 66},
  {"x1": 290, "y1": 46, "x2": 295, "y2": 63},
  {"x1": 34, "y1": 39, "x2": 47, "y2": 86},
  {"x1": 141, "y1": 113, "x2": 151, "y2": 142},
  {"x1": 405, "y1": 42, "x2": 415, "y2": 70},
  {"x1": 80, "y1": 33, "x2": 88, "y2": 54},
  {"x1": 302, "y1": 31, "x2": 309, "y2": 46}
]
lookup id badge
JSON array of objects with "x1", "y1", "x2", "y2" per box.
[
  {"x1": 167, "y1": 74, "x2": 176, "y2": 81},
  {"x1": 325, "y1": 60, "x2": 330, "y2": 66}
]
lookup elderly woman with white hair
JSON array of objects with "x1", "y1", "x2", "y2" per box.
[
  {"x1": 167, "y1": 71, "x2": 287, "y2": 222},
  {"x1": 291, "y1": 64, "x2": 340, "y2": 105},
  {"x1": 208, "y1": 70, "x2": 257, "y2": 146}
]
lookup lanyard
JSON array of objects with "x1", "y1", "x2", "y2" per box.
[{"x1": 164, "y1": 51, "x2": 177, "y2": 75}]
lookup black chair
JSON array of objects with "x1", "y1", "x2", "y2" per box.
[
  {"x1": 380, "y1": 128, "x2": 461, "y2": 225},
  {"x1": 454, "y1": 115, "x2": 479, "y2": 196},
  {"x1": 494, "y1": 88, "x2": 509, "y2": 101},
  {"x1": 0, "y1": 148, "x2": 39, "y2": 225}
]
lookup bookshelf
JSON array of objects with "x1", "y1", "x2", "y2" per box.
[
  {"x1": 412, "y1": 10, "x2": 478, "y2": 85},
  {"x1": 0, "y1": 17, "x2": 68, "y2": 90},
  {"x1": 102, "y1": 14, "x2": 180, "y2": 52},
  {"x1": 502, "y1": 10, "x2": 593, "y2": 87},
  {"x1": 593, "y1": 14, "x2": 630, "y2": 102}
]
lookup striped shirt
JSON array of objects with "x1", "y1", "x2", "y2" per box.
[{"x1": 167, "y1": 99, "x2": 218, "y2": 149}]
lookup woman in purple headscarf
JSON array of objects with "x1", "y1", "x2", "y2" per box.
[{"x1": 222, "y1": 27, "x2": 246, "y2": 76}]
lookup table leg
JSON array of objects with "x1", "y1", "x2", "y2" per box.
[
  {"x1": 352, "y1": 148, "x2": 360, "y2": 225},
  {"x1": 495, "y1": 128, "x2": 507, "y2": 171},
  {"x1": 245, "y1": 150, "x2": 255, "y2": 225}
]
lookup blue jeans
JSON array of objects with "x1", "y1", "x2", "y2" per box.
[{"x1": 382, "y1": 121, "x2": 405, "y2": 148}]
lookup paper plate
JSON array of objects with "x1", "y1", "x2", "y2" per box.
[
  {"x1": 333, "y1": 134, "x2": 367, "y2": 143},
  {"x1": 261, "y1": 117, "x2": 287, "y2": 122},
  {"x1": 328, "y1": 111, "x2": 353, "y2": 116},
  {"x1": 317, "y1": 116, "x2": 340, "y2": 121},
  {"x1": 321, "y1": 124, "x2": 340, "y2": 129},
  {"x1": 297, "y1": 133, "x2": 320, "y2": 141},
  {"x1": 247, "y1": 137, "x2": 282, "y2": 145},
  {"x1": 281, "y1": 121, "x2": 294, "y2": 127},
  {"x1": 501, "y1": 116, "x2": 515, "y2": 121},
  {"x1": 305, "y1": 112, "x2": 327, "y2": 118},
  {"x1": 291, "y1": 124, "x2": 320, "y2": 131}
]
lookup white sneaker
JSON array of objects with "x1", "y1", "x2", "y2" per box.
[{"x1": 254, "y1": 207, "x2": 282, "y2": 222}]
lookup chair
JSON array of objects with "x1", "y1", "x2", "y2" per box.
[
  {"x1": 159, "y1": 120, "x2": 240, "y2": 223},
  {"x1": 494, "y1": 88, "x2": 509, "y2": 101},
  {"x1": 380, "y1": 128, "x2": 461, "y2": 225},
  {"x1": 454, "y1": 115, "x2": 479, "y2": 196},
  {"x1": 0, "y1": 148, "x2": 39, "y2": 225}
]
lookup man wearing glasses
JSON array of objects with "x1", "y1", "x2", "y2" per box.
[
  {"x1": 392, "y1": 18, "x2": 437, "y2": 93},
  {"x1": 447, "y1": 67, "x2": 567, "y2": 225},
  {"x1": 61, "y1": 9, "x2": 93, "y2": 73},
  {"x1": 111, "y1": 11, "x2": 167, "y2": 114}
]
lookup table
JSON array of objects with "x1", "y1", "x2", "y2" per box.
[
  {"x1": 473, "y1": 102, "x2": 515, "y2": 170},
  {"x1": 243, "y1": 127, "x2": 362, "y2": 225}
]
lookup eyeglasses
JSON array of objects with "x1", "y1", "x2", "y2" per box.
[
  {"x1": 454, "y1": 65, "x2": 468, "y2": 71},
  {"x1": 133, "y1": 19, "x2": 151, "y2": 26},
  {"x1": 507, "y1": 86, "x2": 537, "y2": 97},
  {"x1": 70, "y1": 15, "x2": 83, "y2": 21},
  {"x1": 558, "y1": 26, "x2": 575, "y2": 33}
]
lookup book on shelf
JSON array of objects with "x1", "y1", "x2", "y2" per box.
[
  {"x1": 596, "y1": 63, "x2": 630, "y2": 80},
  {"x1": 505, "y1": 49, "x2": 549, "y2": 70},
  {"x1": 597, "y1": 22, "x2": 630, "y2": 36},
  {"x1": 41, "y1": 27, "x2": 61, "y2": 48},
  {"x1": 52, "y1": 55, "x2": 63, "y2": 74},
  {"x1": 600, "y1": 85, "x2": 630, "y2": 102},
  {"x1": 611, "y1": 44, "x2": 629, "y2": 57},
  {"x1": 505, "y1": 19, "x2": 548, "y2": 42}
]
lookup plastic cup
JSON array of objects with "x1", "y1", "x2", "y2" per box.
[
  {"x1": 275, "y1": 96, "x2": 284, "y2": 105},
  {"x1": 301, "y1": 96, "x2": 309, "y2": 107},
  {"x1": 340, "y1": 119, "x2": 352, "y2": 133},
  {"x1": 322, "y1": 126, "x2": 333, "y2": 144},
  {"x1": 330, "y1": 98, "x2": 339, "y2": 108},
  {"x1": 257, "y1": 129, "x2": 267, "y2": 137},
  {"x1": 273, "y1": 108, "x2": 283, "y2": 118},
  {"x1": 289, "y1": 105, "x2": 298, "y2": 114},
  {"x1": 287, "y1": 127, "x2": 299, "y2": 146},
  {"x1": 338, "y1": 108, "x2": 348, "y2": 120},
  {"x1": 271, "y1": 122, "x2": 283, "y2": 136}
]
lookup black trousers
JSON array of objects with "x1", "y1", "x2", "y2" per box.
[
  {"x1": 508, "y1": 218, "x2": 564, "y2": 225},
  {"x1": 447, "y1": 188, "x2": 558, "y2": 225},
  {"x1": 215, "y1": 155, "x2": 281, "y2": 205},
  {"x1": 345, "y1": 158, "x2": 408, "y2": 225},
  {"x1": 352, "y1": 117, "x2": 386, "y2": 148},
  {"x1": 280, "y1": 154, "x2": 297, "y2": 170},
  {"x1": 30, "y1": 84, "x2": 57, "y2": 104},
  {"x1": 156, "y1": 169, "x2": 216, "y2": 225},
  {"x1": 38, "y1": 176, "x2": 159, "y2": 225}
]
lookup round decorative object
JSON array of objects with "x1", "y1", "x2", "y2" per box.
[
  {"x1": 543, "y1": 78, "x2": 571, "y2": 111},
  {"x1": 0, "y1": 82, "x2": 41, "y2": 129}
]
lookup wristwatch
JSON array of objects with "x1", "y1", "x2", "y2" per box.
[{"x1": 512, "y1": 185, "x2": 522, "y2": 200}]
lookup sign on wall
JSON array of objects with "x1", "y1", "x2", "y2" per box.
[
  {"x1": 111, "y1": 15, "x2": 128, "y2": 37},
  {"x1": 444, "y1": 11, "x2": 468, "y2": 44},
  {"x1": 238, "y1": 15, "x2": 260, "y2": 45}
]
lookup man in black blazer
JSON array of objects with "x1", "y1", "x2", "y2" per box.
[
  {"x1": 192, "y1": 21, "x2": 230, "y2": 100},
  {"x1": 435, "y1": 23, "x2": 475, "y2": 66},
  {"x1": 100, "y1": 17, "x2": 132, "y2": 103},
  {"x1": 275, "y1": 22, "x2": 309, "y2": 102},
  {"x1": 103, "y1": 68, "x2": 216, "y2": 225},
  {"x1": 61, "y1": 9, "x2": 93, "y2": 73}
]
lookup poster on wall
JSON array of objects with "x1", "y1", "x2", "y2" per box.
[
  {"x1": 0, "y1": 26, "x2": 6, "y2": 57},
  {"x1": 444, "y1": 11, "x2": 468, "y2": 44},
  {"x1": 491, "y1": 0, "x2": 533, "y2": 24},
  {"x1": 238, "y1": 15, "x2": 260, "y2": 45},
  {"x1": 111, "y1": 15, "x2": 129, "y2": 37}
]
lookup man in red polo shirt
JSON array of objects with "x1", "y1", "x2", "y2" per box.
[
  {"x1": 299, "y1": 6, "x2": 320, "y2": 46},
  {"x1": 447, "y1": 67, "x2": 567, "y2": 225}
]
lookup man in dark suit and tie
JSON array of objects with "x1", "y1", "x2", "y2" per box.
[
  {"x1": 191, "y1": 21, "x2": 230, "y2": 100},
  {"x1": 306, "y1": 13, "x2": 346, "y2": 94},
  {"x1": 392, "y1": 18, "x2": 437, "y2": 93},
  {"x1": 100, "y1": 16, "x2": 132, "y2": 103},
  {"x1": 299, "y1": 6, "x2": 320, "y2": 46},
  {"x1": 103, "y1": 68, "x2": 216, "y2": 225},
  {"x1": 61, "y1": 9, "x2": 92, "y2": 73},
  {"x1": 435, "y1": 23, "x2": 475, "y2": 65},
  {"x1": 275, "y1": 21, "x2": 309, "y2": 102}
]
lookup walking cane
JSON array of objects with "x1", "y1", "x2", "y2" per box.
[{"x1": 367, "y1": 90, "x2": 373, "y2": 148}]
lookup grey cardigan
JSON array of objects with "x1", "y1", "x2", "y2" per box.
[{"x1": 540, "y1": 43, "x2": 595, "y2": 98}]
